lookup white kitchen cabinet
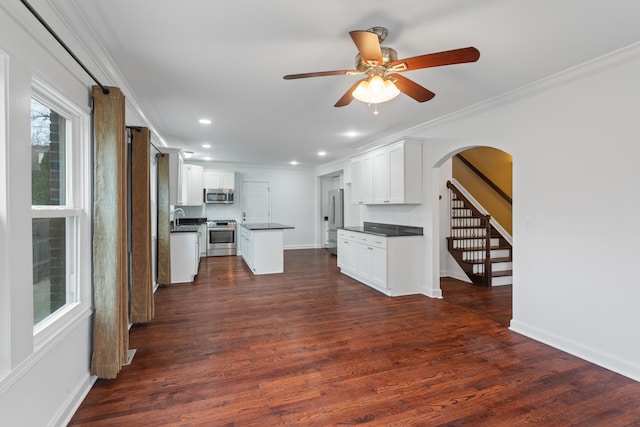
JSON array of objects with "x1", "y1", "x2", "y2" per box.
[
  {"x1": 179, "y1": 164, "x2": 203, "y2": 205},
  {"x1": 239, "y1": 224, "x2": 290, "y2": 275},
  {"x1": 170, "y1": 231, "x2": 199, "y2": 283},
  {"x1": 198, "y1": 223, "x2": 207, "y2": 257},
  {"x1": 351, "y1": 139, "x2": 423, "y2": 205},
  {"x1": 203, "y1": 169, "x2": 235, "y2": 190},
  {"x1": 337, "y1": 233, "x2": 357, "y2": 272},
  {"x1": 337, "y1": 229, "x2": 422, "y2": 296},
  {"x1": 356, "y1": 234, "x2": 387, "y2": 289},
  {"x1": 350, "y1": 152, "x2": 373, "y2": 204}
]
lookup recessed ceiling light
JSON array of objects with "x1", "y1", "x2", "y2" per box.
[
  {"x1": 290, "y1": 160, "x2": 298, "y2": 165},
  {"x1": 318, "y1": 151, "x2": 327, "y2": 156},
  {"x1": 204, "y1": 157, "x2": 212, "y2": 161},
  {"x1": 182, "y1": 151, "x2": 194, "y2": 159},
  {"x1": 344, "y1": 131, "x2": 359, "y2": 137},
  {"x1": 199, "y1": 119, "x2": 212, "y2": 125},
  {"x1": 202, "y1": 143, "x2": 211, "y2": 148}
]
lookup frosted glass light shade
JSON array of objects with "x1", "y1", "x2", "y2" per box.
[{"x1": 352, "y1": 76, "x2": 400, "y2": 104}]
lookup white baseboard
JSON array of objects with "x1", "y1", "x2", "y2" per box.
[
  {"x1": 510, "y1": 320, "x2": 640, "y2": 382},
  {"x1": 53, "y1": 373, "x2": 97, "y2": 427},
  {"x1": 422, "y1": 287, "x2": 443, "y2": 299}
]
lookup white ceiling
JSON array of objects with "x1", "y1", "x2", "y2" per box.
[{"x1": 50, "y1": 0, "x2": 640, "y2": 167}]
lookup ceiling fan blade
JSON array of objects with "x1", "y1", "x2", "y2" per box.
[
  {"x1": 390, "y1": 47, "x2": 480, "y2": 72},
  {"x1": 349, "y1": 30, "x2": 383, "y2": 65},
  {"x1": 283, "y1": 70, "x2": 359, "y2": 80},
  {"x1": 389, "y1": 74, "x2": 435, "y2": 102},
  {"x1": 334, "y1": 79, "x2": 365, "y2": 107}
]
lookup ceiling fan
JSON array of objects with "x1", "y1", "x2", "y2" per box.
[{"x1": 283, "y1": 27, "x2": 480, "y2": 108}]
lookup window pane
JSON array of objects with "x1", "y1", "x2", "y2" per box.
[
  {"x1": 31, "y1": 99, "x2": 66, "y2": 206},
  {"x1": 32, "y1": 217, "x2": 67, "y2": 323}
]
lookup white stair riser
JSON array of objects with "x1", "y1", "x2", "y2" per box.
[
  {"x1": 461, "y1": 249, "x2": 510, "y2": 260},
  {"x1": 492, "y1": 276, "x2": 513, "y2": 286},
  {"x1": 452, "y1": 237, "x2": 499, "y2": 248},
  {"x1": 472, "y1": 262, "x2": 512, "y2": 274}
]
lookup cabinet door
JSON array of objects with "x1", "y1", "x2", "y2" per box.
[
  {"x1": 370, "y1": 246, "x2": 387, "y2": 288},
  {"x1": 351, "y1": 153, "x2": 374, "y2": 204},
  {"x1": 357, "y1": 242, "x2": 373, "y2": 282},
  {"x1": 373, "y1": 148, "x2": 390, "y2": 204},
  {"x1": 189, "y1": 165, "x2": 203, "y2": 205},
  {"x1": 194, "y1": 231, "x2": 200, "y2": 274},
  {"x1": 198, "y1": 224, "x2": 207, "y2": 257},
  {"x1": 387, "y1": 143, "x2": 405, "y2": 204},
  {"x1": 221, "y1": 172, "x2": 235, "y2": 190},
  {"x1": 338, "y1": 238, "x2": 357, "y2": 272},
  {"x1": 350, "y1": 157, "x2": 363, "y2": 204},
  {"x1": 360, "y1": 154, "x2": 374, "y2": 204},
  {"x1": 203, "y1": 170, "x2": 220, "y2": 189}
]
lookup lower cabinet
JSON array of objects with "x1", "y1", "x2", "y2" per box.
[
  {"x1": 337, "y1": 229, "x2": 423, "y2": 296},
  {"x1": 239, "y1": 225, "x2": 284, "y2": 275},
  {"x1": 170, "y1": 232, "x2": 199, "y2": 283},
  {"x1": 198, "y1": 223, "x2": 207, "y2": 257}
]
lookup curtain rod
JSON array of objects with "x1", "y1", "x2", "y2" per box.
[
  {"x1": 20, "y1": 0, "x2": 110, "y2": 95},
  {"x1": 126, "y1": 126, "x2": 161, "y2": 153}
]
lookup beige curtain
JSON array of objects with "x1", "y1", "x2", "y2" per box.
[
  {"x1": 91, "y1": 85, "x2": 129, "y2": 379},
  {"x1": 130, "y1": 127, "x2": 154, "y2": 323},
  {"x1": 156, "y1": 153, "x2": 171, "y2": 285}
]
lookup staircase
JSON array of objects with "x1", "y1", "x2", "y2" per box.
[{"x1": 446, "y1": 181, "x2": 512, "y2": 287}]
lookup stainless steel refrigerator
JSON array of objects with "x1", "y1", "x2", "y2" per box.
[{"x1": 327, "y1": 189, "x2": 344, "y2": 255}]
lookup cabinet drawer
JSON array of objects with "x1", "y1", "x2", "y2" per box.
[
  {"x1": 337, "y1": 230, "x2": 359, "y2": 241},
  {"x1": 356, "y1": 234, "x2": 387, "y2": 249}
]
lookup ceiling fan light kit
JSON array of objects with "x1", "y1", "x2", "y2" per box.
[
  {"x1": 283, "y1": 27, "x2": 480, "y2": 110},
  {"x1": 352, "y1": 75, "x2": 400, "y2": 104}
]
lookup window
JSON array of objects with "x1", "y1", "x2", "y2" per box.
[{"x1": 31, "y1": 96, "x2": 80, "y2": 326}]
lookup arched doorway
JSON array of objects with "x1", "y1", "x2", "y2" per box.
[{"x1": 436, "y1": 146, "x2": 513, "y2": 326}]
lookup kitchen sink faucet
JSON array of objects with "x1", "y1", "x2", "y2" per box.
[{"x1": 174, "y1": 208, "x2": 185, "y2": 226}]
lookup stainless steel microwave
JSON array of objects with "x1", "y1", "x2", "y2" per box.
[{"x1": 204, "y1": 188, "x2": 234, "y2": 204}]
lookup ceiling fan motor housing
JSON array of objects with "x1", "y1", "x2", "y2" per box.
[{"x1": 355, "y1": 47, "x2": 398, "y2": 71}]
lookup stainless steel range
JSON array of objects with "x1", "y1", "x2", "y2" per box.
[{"x1": 207, "y1": 220, "x2": 237, "y2": 256}]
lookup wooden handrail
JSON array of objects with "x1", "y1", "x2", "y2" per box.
[
  {"x1": 456, "y1": 154, "x2": 512, "y2": 205},
  {"x1": 446, "y1": 181, "x2": 489, "y2": 221}
]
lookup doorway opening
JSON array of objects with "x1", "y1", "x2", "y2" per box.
[{"x1": 437, "y1": 146, "x2": 513, "y2": 326}]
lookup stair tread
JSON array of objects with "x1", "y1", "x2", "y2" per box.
[
  {"x1": 492, "y1": 270, "x2": 513, "y2": 277},
  {"x1": 451, "y1": 246, "x2": 511, "y2": 252}
]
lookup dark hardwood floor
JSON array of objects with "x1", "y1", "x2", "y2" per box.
[{"x1": 69, "y1": 249, "x2": 640, "y2": 426}]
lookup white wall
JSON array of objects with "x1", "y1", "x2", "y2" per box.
[
  {"x1": 319, "y1": 43, "x2": 640, "y2": 381},
  {"x1": 414, "y1": 44, "x2": 640, "y2": 380},
  {"x1": 189, "y1": 162, "x2": 318, "y2": 249},
  {"x1": 0, "y1": 2, "x2": 97, "y2": 425}
]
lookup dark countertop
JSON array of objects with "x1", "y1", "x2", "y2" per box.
[
  {"x1": 341, "y1": 222, "x2": 423, "y2": 237},
  {"x1": 170, "y1": 217, "x2": 207, "y2": 233},
  {"x1": 175, "y1": 217, "x2": 207, "y2": 225},
  {"x1": 240, "y1": 223, "x2": 295, "y2": 231},
  {"x1": 170, "y1": 224, "x2": 201, "y2": 233}
]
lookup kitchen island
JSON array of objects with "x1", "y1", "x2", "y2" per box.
[
  {"x1": 169, "y1": 223, "x2": 201, "y2": 283},
  {"x1": 238, "y1": 223, "x2": 294, "y2": 275},
  {"x1": 337, "y1": 222, "x2": 424, "y2": 296}
]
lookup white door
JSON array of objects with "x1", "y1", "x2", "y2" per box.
[{"x1": 242, "y1": 181, "x2": 271, "y2": 223}]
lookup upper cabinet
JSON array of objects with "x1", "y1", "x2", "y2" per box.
[
  {"x1": 351, "y1": 139, "x2": 423, "y2": 205},
  {"x1": 350, "y1": 152, "x2": 374, "y2": 205},
  {"x1": 203, "y1": 170, "x2": 235, "y2": 190},
  {"x1": 179, "y1": 164, "x2": 203, "y2": 206}
]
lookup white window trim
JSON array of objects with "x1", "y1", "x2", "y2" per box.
[
  {"x1": 0, "y1": 50, "x2": 9, "y2": 375},
  {"x1": 30, "y1": 78, "x2": 92, "y2": 351}
]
